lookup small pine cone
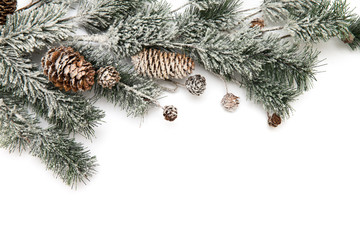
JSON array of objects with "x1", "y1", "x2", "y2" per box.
[
  {"x1": 41, "y1": 46, "x2": 95, "y2": 92},
  {"x1": 268, "y1": 113, "x2": 282, "y2": 128},
  {"x1": 97, "y1": 66, "x2": 121, "y2": 89},
  {"x1": 221, "y1": 93, "x2": 240, "y2": 112},
  {"x1": 163, "y1": 105, "x2": 178, "y2": 122},
  {"x1": 250, "y1": 18, "x2": 265, "y2": 29},
  {"x1": 185, "y1": 75, "x2": 207, "y2": 96},
  {"x1": 343, "y1": 32, "x2": 355, "y2": 44},
  {"x1": 132, "y1": 48, "x2": 195, "y2": 80},
  {"x1": 0, "y1": 0, "x2": 17, "y2": 25}
]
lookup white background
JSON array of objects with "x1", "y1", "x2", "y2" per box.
[{"x1": 1, "y1": 0, "x2": 360, "y2": 239}]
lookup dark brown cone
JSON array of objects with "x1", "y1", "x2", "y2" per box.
[
  {"x1": 342, "y1": 33, "x2": 355, "y2": 44},
  {"x1": 268, "y1": 113, "x2": 282, "y2": 128},
  {"x1": 163, "y1": 105, "x2": 178, "y2": 122},
  {"x1": 0, "y1": 0, "x2": 17, "y2": 25},
  {"x1": 41, "y1": 46, "x2": 95, "y2": 92},
  {"x1": 97, "y1": 66, "x2": 121, "y2": 89},
  {"x1": 131, "y1": 48, "x2": 195, "y2": 80},
  {"x1": 250, "y1": 18, "x2": 265, "y2": 29}
]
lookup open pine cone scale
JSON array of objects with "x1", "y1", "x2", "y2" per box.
[{"x1": 42, "y1": 46, "x2": 95, "y2": 92}]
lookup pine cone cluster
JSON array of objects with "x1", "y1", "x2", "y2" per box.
[
  {"x1": 97, "y1": 66, "x2": 121, "y2": 89},
  {"x1": 132, "y1": 48, "x2": 195, "y2": 80},
  {"x1": 186, "y1": 75, "x2": 207, "y2": 96},
  {"x1": 221, "y1": 93, "x2": 240, "y2": 112},
  {"x1": 42, "y1": 46, "x2": 95, "y2": 92},
  {"x1": 0, "y1": 0, "x2": 17, "y2": 25},
  {"x1": 163, "y1": 105, "x2": 178, "y2": 122}
]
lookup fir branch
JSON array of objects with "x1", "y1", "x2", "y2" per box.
[
  {"x1": 94, "y1": 66, "x2": 162, "y2": 117},
  {"x1": 0, "y1": 92, "x2": 97, "y2": 187},
  {"x1": 176, "y1": 28, "x2": 264, "y2": 80},
  {"x1": 259, "y1": 37, "x2": 320, "y2": 92},
  {"x1": 76, "y1": 0, "x2": 156, "y2": 33},
  {"x1": 176, "y1": 0, "x2": 242, "y2": 39},
  {"x1": 0, "y1": 3, "x2": 73, "y2": 54},
  {"x1": 261, "y1": 0, "x2": 317, "y2": 22},
  {"x1": 286, "y1": 0, "x2": 352, "y2": 42},
  {"x1": 70, "y1": 42, "x2": 162, "y2": 117},
  {"x1": 173, "y1": 12, "x2": 319, "y2": 115},
  {"x1": 74, "y1": 1, "x2": 176, "y2": 58},
  {"x1": 76, "y1": 0, "x2": 127, "y2": 33},
  {"x1": 0, "y1": 46, "x2": 104, "y2": 138},
  {"x1": 108, "y1": 0, "x2": 176, "y2": 57},
  {"x1": 245, "y1": 77, "x2": 299, "y2": 117},
  {"x1": 189, "y1": 0, "x2": 238, "y2": 10}
]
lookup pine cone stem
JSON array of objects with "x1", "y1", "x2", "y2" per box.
[
  {"x1": 261, "y1": 26, "x2": 285, "y2": 33},
  {"x1": 236, "y1": 7, "x2": 259, "y2": 13}
]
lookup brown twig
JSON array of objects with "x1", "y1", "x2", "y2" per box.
[
  {"x1": 261, "y1": 26, "x2": 285, "y2": 33},
  {"x1": 171, "y1": 2, "x2": 192, "y2": 14},
  {"x1": 242, "y1": 10, "x2": 262, "y2": 21},
  {"x1": 280, "y1": 34, "x2": 292, "y2": 39},
  {"x1": 236, "y1": 7, "x2": 259, "y2": 13},
  {"x1": 15, "y1": 0, "x2": 42, "y2": 12}
]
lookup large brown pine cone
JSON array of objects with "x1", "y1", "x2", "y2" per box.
[
  {"x1": 0, "y1": 0, "x2": 17, "y2": 25},
  {"x1": 41, "y1": 46, "x2": 95, "y2": 92},
  {"x1": 131, "y1": 48, "x2": 195, "y2": 80}
]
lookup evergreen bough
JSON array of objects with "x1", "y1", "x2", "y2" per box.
[{"x1": 1, "y1": 0, "x2": 359, "y2": 187}]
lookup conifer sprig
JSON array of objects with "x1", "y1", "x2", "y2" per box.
[
  {"x1": 0, "y1": 46, "x2": 104, "y2": 137},
  {"x1": 172, "y1": 0, "x2": 319, "y2": 116},
  {"x1": 261, "y1": 0, "x2": 317, "y2": 22},
  {"x1": 287, "y1": 0, "x2": 352, "y2": 42},
  {"x1": 75, "y1": 0, "x2": 156, "y2": 33},
  {"x1": 176, "y1": 0, "x2": 242, "y2": 40},
  {"x1": 69, "y1": 42, "x2": 163, "y2": 117},
  {"x1": 0, "y1": 91, "x2": 97, "y2": 187},
  {"x1": 245, "y1": 77, "x2": 299, "y2": 117},
  {"x1": 0, "y1": 3, "x2": 73, "y2": 54}
]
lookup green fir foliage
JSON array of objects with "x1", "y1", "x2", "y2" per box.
[
  {"x1": 0, "y1": 1, "x2": 104, "y2": 186},
  {"x1": 245, "y1": 78, "x2": 299, "y2": 117},
  {"x1": 76, "y1": 0, "x2": 156, "y2": 32},
  {"x1": 1, "y1": 0, "x2": 360, "y2": 186},
  {"x1": 261, "y1": 0, "x2": 317, "y2": 22},
  {"x1": 71, "y1": 42, "x2": 162, "y2": 117},
  {"x1": 0, "y1": 3, "x2": 73, "y2": 54},
  {"x1": 0, "y1": 91, "x2": 97, "y2": 187},
  {"x1": 0, "y1": 46, "x2": 104, "y2": 138},
  {"x1": 287, "y1": 0, "x2": 352, "y2": 42},
  {"x1": 176, "y1": 0, "x2": 242, "y2": 40}
]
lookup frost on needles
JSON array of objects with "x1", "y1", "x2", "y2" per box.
[
  {"x1": 1, "y1": 0, "x2": 360, "y2": 187},
  {"x1": 0, "y1": 2, "x2": 103, "y2": 187}
]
